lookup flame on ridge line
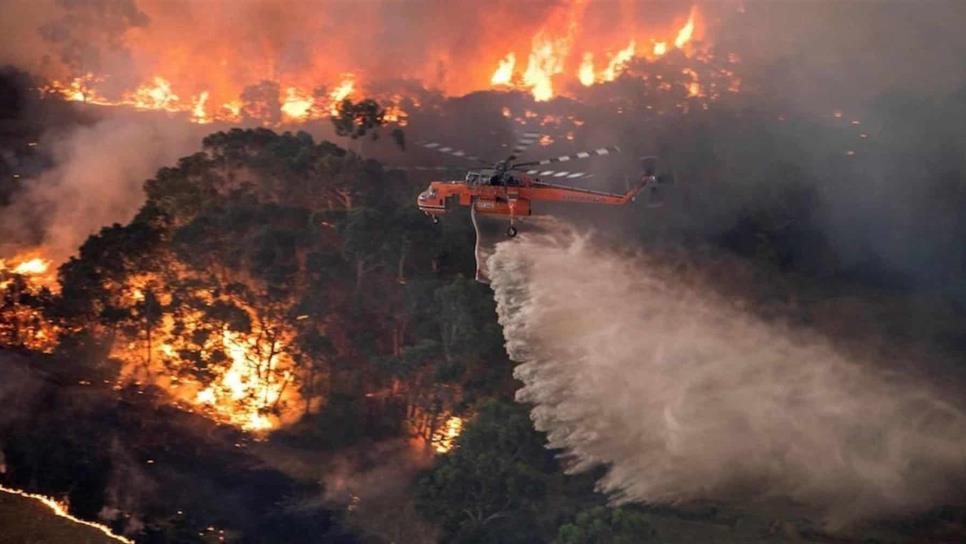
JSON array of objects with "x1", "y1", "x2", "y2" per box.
[{"x1": 0, "y1": 484, "x2": 134, "y2": 543}]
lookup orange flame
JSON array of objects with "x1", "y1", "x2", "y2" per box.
[
  {"x1": 193, "y1": 329, "x2": 296, "y2": 432},
  {"x1": 191, "y1": 91, "x2": 210, "y2": 124},
  {"x1": 490, "y1": 52, "x2": 516, "y2": 85},
  {"x1": 36, "y1": 3, "x2": 715, "y2": 119},
  {"x1": 0, "y1": 252, "x2": 56, "y2": 290},
  {"x1": 485, "y1": 4, "x2": 707, "y2": 99},
  {"x1": 109, "y1": 271, "x2": 308, "y2": 434},
  {"x1": 127, "y1": 76, "x2": 180, "y2": 111},
  {"x1": 280, "y1": 86, "x2": 314, "y2": 121},
  {"x1": 522, "y1": 33, "x2": 570, "y2": 102},
  {"x1": 327, "y1": 75, "x2": 356, "y2": 115},
  {"x1": 578, "y1": 52, "x2": 595, "y2": 86},
  {"x1": 675, "y1": 8, "x2": 697, "y2": 49},
  {"x1": 11, "y1": 258, "x2": 50, "y2": 276},
  {"x1": 601, "y1": 40, "x2": 636, "y2": 82},
  {"x1": 433, "y1": 416, "x2": 464, "y2": 453}
]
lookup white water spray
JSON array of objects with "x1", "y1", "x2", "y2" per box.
[{"x1": 488, "y1": 225, "x2": 966, "y2": 525}]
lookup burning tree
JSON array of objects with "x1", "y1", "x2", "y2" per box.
[{"x1": 3, "y1": 127, "x2": 501, "y2": 441}]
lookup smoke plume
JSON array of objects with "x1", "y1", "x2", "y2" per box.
[
  {"x1": 0, "y1": 112, "x2": 198, "y2": 263},
  {"x1": 488, "y1": 224, "x2": 966, "y2": 526}
]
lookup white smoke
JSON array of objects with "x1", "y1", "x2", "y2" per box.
[
  {"x1": 488, "y1": 224, "x2": 966, "y2": 526},
  {"x1": 0, "y1": 112, "x2": 199, "y2": 264}
]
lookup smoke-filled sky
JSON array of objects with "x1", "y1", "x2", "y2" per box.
[{"x1": 720, "y1": 1, "x2": 966, "y2": 107}]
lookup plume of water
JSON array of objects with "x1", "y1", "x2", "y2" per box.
[{"x1": 488, "y1": 224, "x2": 966, "y2": 525}]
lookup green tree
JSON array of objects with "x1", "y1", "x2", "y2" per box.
[
  {"x1": 415, "y1": 399, "x2": 597, "y2": 543},
  {"x1": 331, "y1": 98, "x2": 386, "y2": 141},
  {"x1": 556, "y1": 506, "x2": 658, "y2": 544}
]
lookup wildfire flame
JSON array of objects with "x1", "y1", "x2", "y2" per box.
[
  {"x1": 11, "y1": 258, "x2": 50, "y2": 276},
  {"x1": 490, "y1": 52, "x2": 516, "y2": 86},
  {"x1": 489, "y1": 4, "x2": 705, "y2": 100},
  {"x1": 191, "y1": 91, "x2": 210, "y2": 124},
  {"x1": 0, "y1": 484, "x2": 134, "y2": 543},
  {"x1": 44, "y1": 72, "x2": 363, "y2": 126},
  {"x1": 109, "y1": 271, "x2": 307, "y2": 434},
  {"x1": 0, "y1": 253, "x2": 59, "y2": 352},
  {"x1": 578, "y1": 52, "x2": 595, "y2": 86},
  {"x1": 601, "y1": 40, "x2": 637, "y2": 82},
  {"x1": 129, "y1": 76, "x2": 180, "y2": 111},
  {"x1": 522, "y1": 33, "x2": 570, "y2": 102},
  {"x1": 433, "y1": 416, "x2": 464, "y2": 454},
  {"x1": 328, "y1": 75, "x2": 356, "y2": 115},
  {"x1": 675, "y1": 8, "x2": 697, "y2": 49},
  {"x1": 33, "y1": 3, "x2": 716, "y2": 119},
  {"x1": 193, "y1": 330, "x2": 295, "y2": 432},
  {"x1": 281, "y1": 86, "x2": 314, "y2": 121},
  {"x1": 0, "y1": 253, "x2": 56, "y2": 290}
]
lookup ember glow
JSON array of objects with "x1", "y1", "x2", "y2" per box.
[{"x1": 0, "y1": 484, "x2": 134, "y2": 543}]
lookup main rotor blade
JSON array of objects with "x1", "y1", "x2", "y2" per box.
[
  {"x1": 513, "y1": 145, "x2": 621, "y2": 168},
  {"x1": 417, "y1": 141, "x2": 490, "y2": 164},
  {"x1": 511, "y1": 132, "x2": 542, "y2": 156},
  {"x1": 521, "y1": 169, "x2": 594, "y2": 180},
  {"x1": 390, "y1": 165, "x2": 466, "y2": 172}
]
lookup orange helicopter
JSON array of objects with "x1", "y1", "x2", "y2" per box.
[{"x1": 415, "y1": 134, "x2": 656, "y2": 237}]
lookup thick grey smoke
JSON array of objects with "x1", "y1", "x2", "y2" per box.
[
  {"x1": 489, "y1": 224, "x2": 966, "y2": 526},
  {"x1": 0, "y1": 113, "x2": 198, "y2": 263}
]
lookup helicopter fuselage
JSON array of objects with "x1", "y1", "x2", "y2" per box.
[{"x1": 416, "y1": 170, "x2": 648, "y2": 221}]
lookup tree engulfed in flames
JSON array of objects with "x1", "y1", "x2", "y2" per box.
[
  {"x1": 433, "y1": 416, "x2": 464, "y2": 454},
  {"x1": 111, "y1": 270, "x2": 310, "y2": 432},
  {"x1": 1, "y1": 245, "x2": 316, "y2": 434},
  {"x1": 407, "y1": 404, "x2": 466, "y2": 454},
  {"x1": 0, "y1": 254, "x2": 59, "y2": 353}
]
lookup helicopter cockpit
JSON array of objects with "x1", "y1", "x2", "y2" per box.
[
  {"x1": 465, "y1": 169, "x2": 520, "y2": 186},
  {"x1": 464, "y1": 170, "x2": 496, "y2": 185}
]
